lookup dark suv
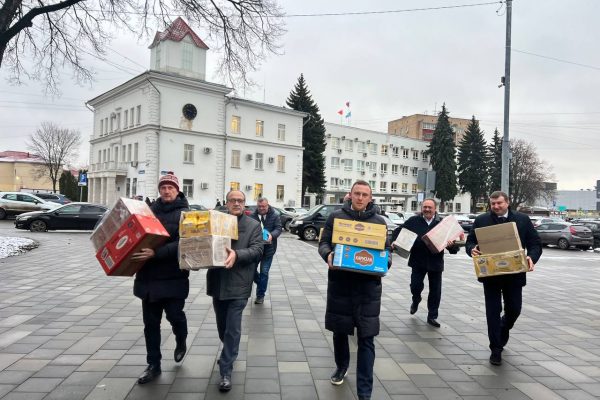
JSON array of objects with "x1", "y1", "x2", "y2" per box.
[
  {"x1": 289, "y1": 204, "x2": 343, "y2": 241},
  {"x1": 572, "y1": 220, "x2": 600, "y2": 248}
]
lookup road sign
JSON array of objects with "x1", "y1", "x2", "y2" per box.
[{"x1": 78, "y1": 172, "x2": 87, "y2": 187}]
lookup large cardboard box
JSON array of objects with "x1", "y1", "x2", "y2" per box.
[
  {"x1": 95, "y1": 214, "x2": 170, "y2": 276},
  {"x1": 472, "y1": 222, "x2": 528, "y2": 278},
  {"x1": 332, "y1": 219, "x2": 387, "y2": 250},
  {"x1": 392, "y1": 228, "x2": 418, "y2": 259},
  {"x1": 473, "y1": 249, "x2": 528, "y2": 278},
  {"x1": 332, "y1": 244, "x2": 388, "y2": 276},
  {"x1": 422, "y1": 215, "x2": 464, "y2": 253},
  {"x1": 179, "y1": 210, "x2": 238, "y2": 239},
  {"x1": 179, "y1": 235, "x2": 231, "y2": 270},
  {"x1": 475, "y1": 222, "x2": 522, "y2": 254}
]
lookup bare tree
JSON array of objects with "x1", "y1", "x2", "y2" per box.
[
  {"x1": 27, "y1": 121, "x2": 81, "y2": 192},
  {"x1": 0, "y1": 1, "x2": 285, "y2": 92},
  {"x1": 509, "y1": 139, "x2": 554, "y2": 209}
]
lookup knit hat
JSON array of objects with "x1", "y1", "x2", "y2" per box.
[{"x1": 158, "y1": 171, "x2": 180, "y2": 191}]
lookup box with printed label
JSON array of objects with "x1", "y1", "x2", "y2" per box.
[
  {"x1": 332, "y1": 219, "x2": 387, "y2": 250},
  {"x1": 332, "y1": 244, "x2": 388, "y2": 275},
  {"x1": 179, "y1": 235, "x2": 231, "y2": 270},
  {"x1": 179, "y1": 210, "x2": 238, "y2": 239},
  {"x1": 95, "y1": 214, "x2": 170, "y2": 276},
  {"x1": 422, "y1": 215, "x2": 464, "y2": 253},
  {"x1": 473, "y1": 249, "x2": 528, "y2": 278}
]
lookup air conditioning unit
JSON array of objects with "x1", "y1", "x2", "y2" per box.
[
  {"x1": 366, "y1": 140, "x2": 371, "y2": 144},
  {"x1": 340, "y1": 159, "x2": 345, "y2": 164},
  {"x1": 360, "y1": 171, "x2": 365, "y2": 176},
  {"x1": 389, "y1": 144, "x2": 394, "y2": 148},
  {"x1": 203, "y1": 147, "x2": 212, "y2": 154},
  {"x1": 365, "y1": 162, "x2": 370, "y2": 166},
  {"x1": 246, "y1": 154, "x2": 253, "y2": 161},
  {"x1": 380, "y1": 173, "x2": 385, "y2": 177},
  {"x1": 268, "y1": 157, "x2": 274, "y2": 163},
  {"x1": 245, "y1": 185, "x2": 252, "y2": 191},
  {"x1": 341, "y1": 136, "x2": 345, "y2": 140},
  {"x1": 130, "y1": 161, "x2": 138, "y2": 167},
  {"x1": 400, "y1": 146, "x2": 405, "y2": 149},
  {"x1": 200, "y1": 182, "x2": 209, "y2": 189},
  {"x1": 326, "y1": 133, "x2": 332, "y2": 138},
  {"x1": 372, "y1": 173, "x2": 377, "y2": 178},
  {"x1": 362, "y1": 153, "x2": 367, "y2": 157},
  {"x1": 337, "y1": 149, "x2": 342, "y2": 154},
  {"x1": 354, "y1": 137, "x2": 359, "y2": 141}
]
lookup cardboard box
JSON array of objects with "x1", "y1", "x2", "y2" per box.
[
  {"x1": 179, "y1": 235, "x2": 231, "y2": 270},
  {"x1": 392, "y1": 228, "x2": 418, "y2": 259},
  {"x1": 422, "y1": 215, "x2": 464, "y2": 253},
  {"x1": 95, "y1": 214, "x2": 170, "y2": 276},
  {"x1": 473, "y1": 249, "x2": 528, "y2": 278},
  {"x1": 475, "y1": 222, "x2": 522, "y2": 254},
  {"x1": 332, "y1": 219, "x2": 387, "y2": 250},
  {"x1": 333, "y1": 244, "x2": 388, "y2": 276},
  {"x1": 179, "y1": 210, "x2": 238, "y2": 240}
]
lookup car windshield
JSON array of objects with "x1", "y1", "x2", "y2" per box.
[
  {"x1": 387, "y1": 214, "x2": 402, "y2": 223},
  {"x1": 304, "y1": 205, "x2": 324, "y2": 217},
  {"x1": 295, "y1": 208, "x2": 308, "y2": 214}
]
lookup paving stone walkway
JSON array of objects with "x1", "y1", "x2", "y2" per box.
[{"x1": 0, "y1": 229, "x2": 599, "y2": 399}]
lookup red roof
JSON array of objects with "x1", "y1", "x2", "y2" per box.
[
  {"x1": 149, "y1": 17, "x2": 209, "y2": 50},
  {"x1": 0, "y1": 151, "x2": 41, "y2": 160}
]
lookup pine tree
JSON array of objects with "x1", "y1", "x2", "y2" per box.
[
  {"x1": 487, "y1": 128, "x2": 502, "y2": 194},
  {"x1": 425, "y1": 104, "x2": 457, "y2": 206},
  {"x1": 286, "y1": 74, "x2": 327, "y2": 198},
  {"x1": 457, "y1": 116, "x2": 488, "y2": 212},
  {"x1": 59, "y1": 170, "x2": 78, "y2": 200}
]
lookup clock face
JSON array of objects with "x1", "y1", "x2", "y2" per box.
[{"x1": 182, "y1": 103, "x2": 197, "y2": 120}]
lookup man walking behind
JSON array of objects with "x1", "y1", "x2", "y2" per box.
[
  {"x1": 466, "y1": 191, "x2": 542, "y2": 366},
  {"x1": 250, "y1": 197, "x2": 283, "y2": 304},
  {"x1": 318, "y1": 180, "x2": 391, "y2": 400},
  {"x1": 206, "y1": 190, "x2": 263, "y2": 392}
]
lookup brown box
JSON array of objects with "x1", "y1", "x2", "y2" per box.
[
  {"x1": 332, "y1": 219, "x2": 387, "y2": 250},
  {"x1": 422, "y1": 215, "x2": 464, "y2": 253},
  {"x1": 178, "y1": 235, "x2": 231, "y2": 270},
  {"x1": 475, "y1": 222, "x2": 522, "y2": 254},
  {"x1": 179, "y1": 210, "x2": 238, "y2": 240},
  {"x1": 473, "y1": 249, "x2": 528, "y2": 278}
]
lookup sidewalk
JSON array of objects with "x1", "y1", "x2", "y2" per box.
[{"x1": 0, "y1": 231, "x2": 599, "y2": 399}]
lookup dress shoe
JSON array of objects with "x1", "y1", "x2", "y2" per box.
[
  {"x1": 174, "y1": 342, "x2": 186, "y2": 363},
  {"x1": 330, "y1": 367, "x2": 348, "y2": 385},
  {"x1": 219, "y1": 375, "x2": 232, "y2": 392},
  {"x1": 410, "y1": 302, "x2": 418, "y2": 314},
  {"x1": 254, "y1": 297, "x2": 264, "y2": 305},
  {"x1": 427, "y1": 318, "x2": 441, "y2": 328},
  {"x1": 137, "y1": 364, "x2": 161, "y2": 384},
  {"x1": 490, "y1": 351, "x2": 502, "y2": 366}
]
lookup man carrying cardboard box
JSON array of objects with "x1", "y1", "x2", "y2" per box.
[
  {"x1": 318, "y1": 180, "x2": 391, "y2": 400},
  {"x1": 466, "y1": 191, "x2": 542, "y2": 366},
  {"x1": 130, "y1": 172, "x2": 190, "y2": 384}
]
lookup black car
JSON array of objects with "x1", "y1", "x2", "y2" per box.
[
  {"x1": 572, "y1": 220, "x2": 600, "y2": 248},
  {"x1": 289, "y1": 204, "x2": 343, "y2": 241},
  {"x1": 272, "y1": 206, "x2": 296, "y2": 231},
  {"x1": 14, "y1": 202, "x2": 108, "y2": 232}
]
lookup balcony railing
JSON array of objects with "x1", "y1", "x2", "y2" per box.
[{"x1": 90, "y1": 161, "x2": 129, "y2": 173}]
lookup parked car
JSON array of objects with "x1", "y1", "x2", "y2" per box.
[
  {"x1": 0, "y1": 192, "x2": 58, "y2": 219},
  {"x1": 535, "y1": 222, "x2": 594, "y2": 250},
  {"x1": 572, "y1": 220, "x2": 600, "y2": 248},
  {"x1": 284, "y1": 207, "x2": 308, "y2": 215},
  {"x1": 213, "y1": 204, "x2": 253, "y2": 215},
  {"x1": 272, "y1": 207, "x2": 296, "y2": 231},
  {"x1": 14, "y1": 202, "x2": 108, "y2": 232},
  {"x1": 453, "y1": 214, "x2": 476, "y2": 232},
  {"x1": 379, "y1": 215, "x2": 399, "y2": 243},
  {"x1": 386, "y1": 212, "x2": 404, "y2": 226},
  {"x1": 34, "y1": 193, "x2": 72, "y2": 204},
  {"x1": 530, "y1": 216, "x2": 564, "y2": 227},
  {"x1": 289, "y1": 204, "x2": 343, "y2": 241}
]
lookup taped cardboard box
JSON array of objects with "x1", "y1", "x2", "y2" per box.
[
  {"x1": 475, "y1": 222, "x2": 522, "y2": 254},
  {"x1": 332, "y1": 219, "x2": 387, "y2": 250},
  {"x1": 179, "y1": 235, "x2": 231, "y2": 270},
  {"x1": 392, "y1": 228, "x2": 418, "y2": 259},
  {"x1": 333, "y1": 244, "x2": 388, "y2": 276},
  {"x1": 422, "y1": 215, "x2": 464, "y2": 253},
  {"x1": 179, "y1": 210, "x2": 238, "y2": 239},
  {"x1": 473, "y1": 249, "x2": 528, "y2": 278}
]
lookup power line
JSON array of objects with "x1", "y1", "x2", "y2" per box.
[{"x1": 513, "y1": 49, "x2": 600, "y2": 71}]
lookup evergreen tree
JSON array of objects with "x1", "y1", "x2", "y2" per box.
[
  {"x1": 425, "y1": 104, "x2": 457, "y2": 206},
  {"x1": 457, "y1": 116, "x2": 488, "y2": 212},
  {"x1": 487, "y1": 128, "x2": 502, "y2": 194},
  {"x1": 59, "y1": 170, "x2": 78, "y2": 200},
  {"x1": 286, "y1": 74, "x2": 327, "y2": 198}
]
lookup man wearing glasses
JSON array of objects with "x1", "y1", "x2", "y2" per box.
[{"x1": 206, "y1": 190, "x2": 263, "y2": 392}]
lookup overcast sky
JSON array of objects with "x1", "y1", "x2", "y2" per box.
[{"x1": 1, "y1": 0, "x2": 599, "y2": 191}]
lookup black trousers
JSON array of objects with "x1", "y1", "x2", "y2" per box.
[
  {"x1": 142, "y1": 297, "x2": 187, "y2": 366},
  {"x1": 410, "y1": 268, "x2": 442, "y2": 319},
  {"x1": 212, "y1": 298, "x2": 248, "y2": 377},
  {"x1": 333, "y1": 333, "x2": 375, "y2": 398},
  {"x1": 482, "y1": 277, "x2": 522, "y2": 353}
]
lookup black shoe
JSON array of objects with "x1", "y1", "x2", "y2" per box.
[
  {"x1": 490, "y1": 351, "x2": 502, "y2": 366},
  {"x1": 427, "y1": 318, "x2": 440, "y2": 328},
  {"x1": 137, "y1": 364, "x2": 161, "y2": 384},
  {"x1": 174, "y1": 342, "x2": 186, "y2": 363},
  {"x1": 254, "y1": 297, "x2": 264, "y2": 305},
  {"x1": 219, "y1": 375, "x2": 232, "y2": 392},
  {"x1": 330, "y1": 367, "x2": 348, "y2": 385},
  {"x1": 358, "y1": 397, "x2": 371, "y2": 400},
  {"x1": 410, "y1": 302, "x2": 418, "y2": 314}
]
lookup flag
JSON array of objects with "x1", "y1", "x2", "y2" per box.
[
  {"x1": 345, "y1": 111, "x2": 352, "y2": 118},
  {"x1": 337, "y1": 109, "x2": 343, "y2": 115}
]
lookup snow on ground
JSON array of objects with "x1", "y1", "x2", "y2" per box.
[{"x1": 0, "y1": 237, "x2": 39, "y2": 259}]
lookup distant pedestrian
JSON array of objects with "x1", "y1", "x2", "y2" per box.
[
  {"x1": 145, "y1": 197, "x2": 152, "y2": 207},
  {"x1": 215, "y1": 198, "x2": 222, "y2": 207}
]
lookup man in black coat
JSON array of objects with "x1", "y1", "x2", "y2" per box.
[
  {"x1": 318, "y1": 180, "x2": 392, "y2": 400},
  {"x1": 466, "y1": 191, "x2": 542, "y2": 366},
  {"x1": 206, "y1": 190, "x2": 263, "y2": 392},
  {"x1": 250, "y1": 197, "x2": 283, "y2": 304},
  {"x1": 130, "y1": 172, "x2": 190, "y2": 384},
  {"x1": 399, "y1": 198, "x2": 460, "y2": 328}
]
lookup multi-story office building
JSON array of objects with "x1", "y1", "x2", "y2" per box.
[{"x1": 387, "y1": 113, "x2": 472, "y2": 144}]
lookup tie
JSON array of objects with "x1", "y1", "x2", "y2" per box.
[
  {"x1": 498, "y1": 217, "x2": 506, "y2": 223},
  {"x1": 260, "y1": 215, "x2": 265, "y2": 228}
]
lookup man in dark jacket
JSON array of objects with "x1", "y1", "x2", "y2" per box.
[
  {"x1": 250, "y1": 197, "x2": 283, "y2": 304},
  {"x1": 206, "y1": 190, "x2": 263, "y2": 392},
  {"x1": 466, "y1": 191, "x2": 542, "y2": 366},
  {"x1": 318, "y1": 180, "x2": 392, "y2": 400},
  {"x1": 130, "y1": 172, "x2": 190, "y2": 384},
  {"x1": 399, "y1": 198, "x2": 460, "y2": 328}
]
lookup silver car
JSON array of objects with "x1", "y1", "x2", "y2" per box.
[
  {"x1": 0, "y1": 192, "x2": 57, "y2": 219},
  {"x1": 535, "y1": 222, "x2": 594, "y2": 250}
]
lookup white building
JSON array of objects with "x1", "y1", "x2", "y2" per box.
[
  {"x1": 322, "y1": 123, "x2": 471, "y2": 213},
  {"x1": 87, "y1": 18, "x2": 305, "y2": 207}
]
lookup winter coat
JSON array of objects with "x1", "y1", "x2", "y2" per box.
[
  {"x1": 250, "y1": 206, "x2": 283, "y2": 258},
  {"x1": 401, "y1": 214, "x2": 460, "y2": 273},
  {"x1": 318, "y1": 201, "x2": 392, "y2": 338},
  {"x1": 206, "y1": 213, "x2": 263, "y2": 300},
  {"x1": 466, "y1": 209, "x2": 542, "y2": 285},
  {"x1": 133, "y1": 192, "x2": 190, "y2": 301}
]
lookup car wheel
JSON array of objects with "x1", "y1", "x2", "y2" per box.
[
  {"x1": 29, "y1": 220, "x2": 47, "y2": 232},
  {"x1": 284, "y1": 220, "x2": 291, "y2": 231},
  {"x1": 557, "y1": 238, "x2": 569, "y2": 250},
  {"x1": 0, "y1": 208, "x2": 6, "y2": 220},
  {"x1": 302, "y1": 227, "x2": 318, "y2": 241}
]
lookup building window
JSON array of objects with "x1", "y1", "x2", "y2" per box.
[
  {"x1": 278, "y1": 124, "x2": 286, "y2": 141},
  {"x1": 369, "y1": 180, "x2": 376, "y2": 188},
  {"x1": 136, "y1": 105, "x2": 141, "y2": 125},
  {"x1": 422, "y1": 151, "x2": 428, "y2": 161},
  {"x1": 331, "y1": 157, "x2": 340, "y2": 169},
  {"x1": 356, "y1": 160, "x2": 365, "y2": 172},
  {"x1": 230, "y1": 181, "x2": 240, "y2": 191},
  {"x1": 412, "y1": 167, "x2": 418, "y2": 177},
  {"x1": 330, "y1": 177, "x2": 340, "y2": 189},
  {"x1": 380, "y1": 182, "x2": 387, "y2": 192},
  {"x1": 132, "y1": 178, "x2": 137, "y2": 196},
  {"x1": 391, "y1": 182, "x2": 398, "y2": 193},
  {"x1": 413, "y1": 150, "x2": 419, "y2": 160},
  {"x1": 369, "y1": 162, "x2": 377, "y2": 173},
  {"x1": 133, "y1": 143, "x2": 139, "y2": 162},
  {"x1": 380, "y1": 163, "x2": 388, "y2": 174},
  {"x1": 256, "y1": 120, "x2": 264, "y2": 137},
  {"x1": 121, "y1": 145, "x2": 126, "y2": 161},
  {"x1": 423, "y1": 122, "x2": 436, "y2": 130},
  {"x1": 115, "y1": 146, "x2": 119, "y2": 162},
  {"x1": 130, "y1": 107, "x2": 134, "y2": 127},
  {"x1": 331, "y1": 138, "x2": 341, "y2": 150},
  {"x1": 231, "y1": 115, "x2": 241, "y2": 134},
  {"x1": 392, "y1": 164, "x2": 399, "y2": 175},
  {"x1": 447, "y1": 202, "x2": 454, "y2": 212},
  {"x1": 357, "y1": 141, "x2": 366, "y2": 153},
  {"x1": 155, "y1": 46, "x2": 161, "y2": 69},
  {"x1": 411, "y1": 200, "x2": 418, "y2": 211},
  {"x1": 126, "y1": 179, "x2": 131, "y2": 197},
  {"x1": 392, "y1": 147, "x2": 399, "y2": 157},
  {"x1": 369, "y1": 143, "x2": 377, "y2": 155},
  {"x1": 255, "y1": 153, "x2": 264, "y2": 170},
  {"x1": 277, "y1": 155, "x2": 285, "y2": 172},
  {"x1": 123, "y1": 110, "x2": 128, "y2": 129},
  {"x1": 231, "y1": 150, "x2": 240, "y2": 168},
  {"x1": 97, "y1": 150, "x2": 101, "y2": 163},
  {"x1": 402, "y1": 183, "x2": 408, "y2": 193},
  {"x1": 412, "y1": 184, "x2": 417, "y2": 194},
  {"x1": 381, "y1": 145, "x2": 388, "y2": 156},
  {"x1": 343, "y1": 178, "x2": 352, "y2": 190},
  {"x1": 345, "y1": 140, "x2": 353, "y2": 152},
  {"x1": 402, "y1": 148, "x2": 409, "y2": 158},
  {"x1": 100, "y1": 119, "x2": 103, "y2": 136},
  {"x1": 402, "y1": 166, "x2": 408, "y2": 176},
  {"x1": 343, "y1": 159, "x2": 353, "y2": 171},
  {"x1": 182, "y1": 179, "x2": 193, "y2": 199},
  {"x1": 182, "y1": 42, "x2": 193, "y2": 70},
  {"x1": 456, "y1": 203, "x2": 462, "y2": 212},
  {"x1": 184, "y1": 144, "x2": 194, "y2": 163},
  {"x1": 107, "y1": 148, "x2": 111, "y2": 161},
  {"x1": 116, "y1": 112, "x2": 121, "y2": 132},
  {"x1": 127, "y1": 144, "x2": 132, "y2": 162},
  {"x1": 276, "y1": 185, "x2": 284, "y2": 201},
  {"x1": 254, "y1": 183, "x2": 263, "y2": 201}
]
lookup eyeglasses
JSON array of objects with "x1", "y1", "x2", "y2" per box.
[{"x1": 227, "y1": 198, "x2": 245, "y2": 204}]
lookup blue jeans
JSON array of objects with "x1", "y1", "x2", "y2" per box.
[
  {"x1": 255, "y1": 255, "x2": 274, "y2": 298},
  {"x1": 333, "y1": 333, "x2": 375, "y2": 398},
  {"x1": 212, "y1": 298, "x2": 248, "y2": 377}
]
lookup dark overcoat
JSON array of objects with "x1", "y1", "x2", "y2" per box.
[{"x1": 250, "y1": 206, "x2": 283, "y2": 258}]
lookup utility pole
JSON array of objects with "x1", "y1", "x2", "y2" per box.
[{"x1": 501, "y1": 0, "x2": 512, "y2": 194}]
